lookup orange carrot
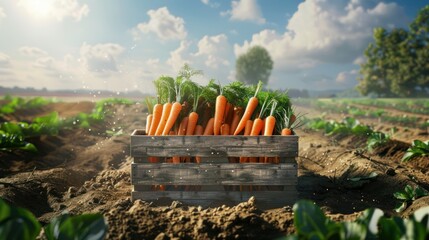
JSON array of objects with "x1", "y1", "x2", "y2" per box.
[
  {"x1": 281, "y1": 128, "x2": 293, "y2": 135},
  {"x1": 148, "y1": 156, "x2": 158, "y2": 163},
  {"x1": 186, "y1": 112, "x2": 199, "y2": 135},
  {"x1": 250, "y1": 118, "x2": 264, "y2": 136},
  {"x1": 229, "y1": 107, "x2": 243, "y2": 135},
  {"x1": 240, "y1": 120, "x2": 253, "y2": 163},
  {"x1": 155, "y1": 103, "x2": 172, "y2": 135},
  {"x1": 194, "y1": 125, "x2": 204, "y2": 135},
  {"x1": 195, "y1": 124, "x2": 205, "y2": 163},
  {"x1": 214, "y1": 95, "x2": 227, "y2": 135},
  {"x1": 244, "y1": 119, "x2": 253, "y2": 136},
  {"x1": 145, "y1": 114, "x2": 153, "y2": 134},
  {"x1": 177, "y1": 116, "x2": 189, "y2": 135},
  {"x1": 264, "y1": 116, "x2": 276, "y2": 136},
  {"x1": 203, "y1": 117, "x2": 214, "y2": 135},
  {"x1": 162, "y1": 102, "x2": 182, "y2": 135},
  {"x1": 149, "y1": 103, "x2": 163, "y2": 135},
  {"x1": 224, "y1": 102, "x2": 233, "y2": 125},
  {"x1": 233, "y1": 82, "x2": 262, "y2": 135},
  {"x1": 221, "y1": 123, "x2": 230, "y2": 135},
  {"x1": 264, "y1": 116, "x2": 276, "y2": 163}
]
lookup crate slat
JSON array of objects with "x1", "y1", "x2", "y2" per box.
[
  {"x1": 131, "y1": 163, "x2": 297, "y2": 185},
  {"x1": 130, "y1": 130, "x2": 298, "y2": 158}
]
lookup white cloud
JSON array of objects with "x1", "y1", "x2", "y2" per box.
[
  {"x1": 222, "y1": 0, "x2": 265, "y2": 24},
  {"x1": 201, "y1": 0, "x2": 220, "y2": 8},
  {"x1": 79, "y1": 43, "x2": 124, "y2": 73},
  {"x1": 17, "y1": 0, "x2": 89, "y2": 21},
  {"x1": 336, "y1": 69, "x2": 358, "y2": 87},
  {"x1": 135, "y1": 7, "x2": 187, "y2": 41},
  {"x1": 194, "y1": 34, "x2": 231, "y2": 69},
  {"x1": 234, "y1": 0, "x2": 407, "y2": 83},
  {"x1": 353, "y1": 56, "x2": 365, "y2": 65},
  {"x1": 19, "y1": 46, "x2": 48, "y2": 57},
  {"x1": 166, "y1": 34, "x2": 234, "y2": 85},
  {"x1": 0, "y1": 52, "x2": 11, "y2": 67},
  {"x1": 167, "y1": 40, "x2": 192, "y2": 73},
  {"x1": 0, "y1": 6, "x2": 6, "y2": 21}
]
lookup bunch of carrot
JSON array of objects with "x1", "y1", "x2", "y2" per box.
[{"x1": 144, "y1": 68, "x2": 301, "y2": 164}]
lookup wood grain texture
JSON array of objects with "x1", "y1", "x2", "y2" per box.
[
  {"x1": 130, "y1": 129, "x2": 299, "y2": 208},
  {"x1": 131, "y1": 129, "x2": 299, "y2": 158},
  {"x1": 131, "y1": 163, "x2": 297, "y2": 185}
]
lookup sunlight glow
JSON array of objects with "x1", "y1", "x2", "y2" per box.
[{"x1": 19, "y1": 0, "x2": 55, "y2": 19}]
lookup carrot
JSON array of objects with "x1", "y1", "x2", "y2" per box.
[
  {"x1": 154, "y1": 103, "x2": 172, "y2": 135},
  {"x1": 233, "y1": 82, "x2": 262, "y2": 135},
  {"x1": 281, "y1": 128, "x2": 293, "y2": 135},
  {"x1": 148, "y1": 103, "x2": 163, "y2": 135},
  {"x1": 186, "y1": 112, "x2": 199, "y2": 135},
  {"x1": 221, "y1": 123, "x2": 230, "y2": 135},
  {"x1": 264, "y1": 116, "x2": 276, "y2": 136},
  {"x1": 214, "y1": 95, "x2": 227, "y2": 135},
  {"x1": 148, "y1": 156, "x2": 158, "y2": 163},
  {"x1": 264, "y1": 100, "x2": 278, "y2": 136},
  {"x1": 244, "y1": 119, "x2": 253, "y2": 136},
  {"x1": 250, "y1": 118, "x2": 264, "y2": 136},
  {"x1": 145, "y1": 114, "x2": 153, "y2": 134},
  {"x1": 193, "y1": 124, "x2": 205, "y2": 164},
  {"x1": 203, "y1": 117, "x2": 215, "y2": 135},
  {"x1": 194, "y1": 125, "x2": 204, "y2": 135},
  {"x1": 162, "y1": 102, "x2": 182, "y2": 135},
  {"x1": 223, "y1": 102, "x2": 233, "y2": 125},
  {"x1": 177, "y1": 116, "x2": 189, "y2": 135},
  {"x1": 240, "y1": 119, "x2": 253, "y2": 163},
  {"x1": 229, "y1": 107, "x2": 243, "y2": 135}
]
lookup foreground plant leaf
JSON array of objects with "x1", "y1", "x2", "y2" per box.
[
  {"x1": 0, "y1": 198, "x2": 41, "y2": 240},
  {"x1": 44, "y1": 212, "x2": 108, "y2": 240}
]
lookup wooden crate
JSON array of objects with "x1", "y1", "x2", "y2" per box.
[{"x1": 130, "y1": 129, "x2": 299, "y2": 209}]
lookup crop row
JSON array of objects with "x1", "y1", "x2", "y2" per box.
[
  {"x1": 305, "y1": 117, "x2": 429, "y2": 162},
  {"x1": 294, "y1": 98, "x2": 428, "y2": 129},
  {"x1": 0, "y1": 98, "x2": 133, "y2": 152}
]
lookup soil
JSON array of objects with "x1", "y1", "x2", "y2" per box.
[{"x1": 0, "y1": 99, "x2": 428, "y2": 239}]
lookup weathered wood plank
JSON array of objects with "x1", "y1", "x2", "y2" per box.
[
  {"x1": 131, "y1": 189, "x2": 298, "y2": 209},
  {"x1": 131, "y1": 130, "x2": 299, "y2": 158},
  {"x1": 131, "y1": 163, "x2": 298, "y2": 185}
]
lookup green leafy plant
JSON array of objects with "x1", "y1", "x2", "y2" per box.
[
  {"x1": 287, "y1": 200, "x2": 429, "y2": 239},
  {"x1": 402, "y1": 140, "x2": 429, "y2": 162},
  {"x1": 366, "y1": 131, "x2": 391, "y2": 152},
  {"x1": 393, "y1": 185, "x2": 428, "y2": 212},
  {"x1": 0, "y1": 198, "x2": 41, "y2": 240},
  {"x1": 0, "y1": 132, "x2": 37, "y2": 152},
  {"x1": 44, "y1": 212, "x2": 108, "y2": 240},
  {"x1": 0, "y1": 198, "x2": 108, "y2": 240}
]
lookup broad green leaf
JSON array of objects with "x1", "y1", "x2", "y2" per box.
[
  {"x1": 356, "y1": 208, "x2": 384, "y2": 236},
  {"x1": 404, "y1": 218, "x2": 427, "y2": 240},
  {"x1": 393, "y1": 191, "x2": 410, "y2": 201},
  {"x1": 293, "y1": 200, "x2": 329, "y2": 237},
  {"x1": 395, "y1": 201, "x2": 408, "y2": 213},
  {"x1": 413, "y1": 206, "x2": 429, "y2": 231},
  {"x1": 402, "y1": 151, "x2": 416, "y2": 162},
  {"x1": 0, "y1": 198, "x2": 41, "y2": 240},
  {"x1": 45, "y1": 212, "x2": 107, "y2": 240},
  {"x1": 378, "y1": 217, "x2": 405, "y2": 240}
]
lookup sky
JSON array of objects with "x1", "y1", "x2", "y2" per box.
[{"x1": 0, "y1": 0, "x2": 427, "y2": 94}]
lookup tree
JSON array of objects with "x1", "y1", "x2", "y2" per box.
[
  {"x1": 357, "y1": 6, "x2": 429, "y2": 97},
  {"x1": 235, "y1": 46, "x2": 273, "y2": 85}
]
